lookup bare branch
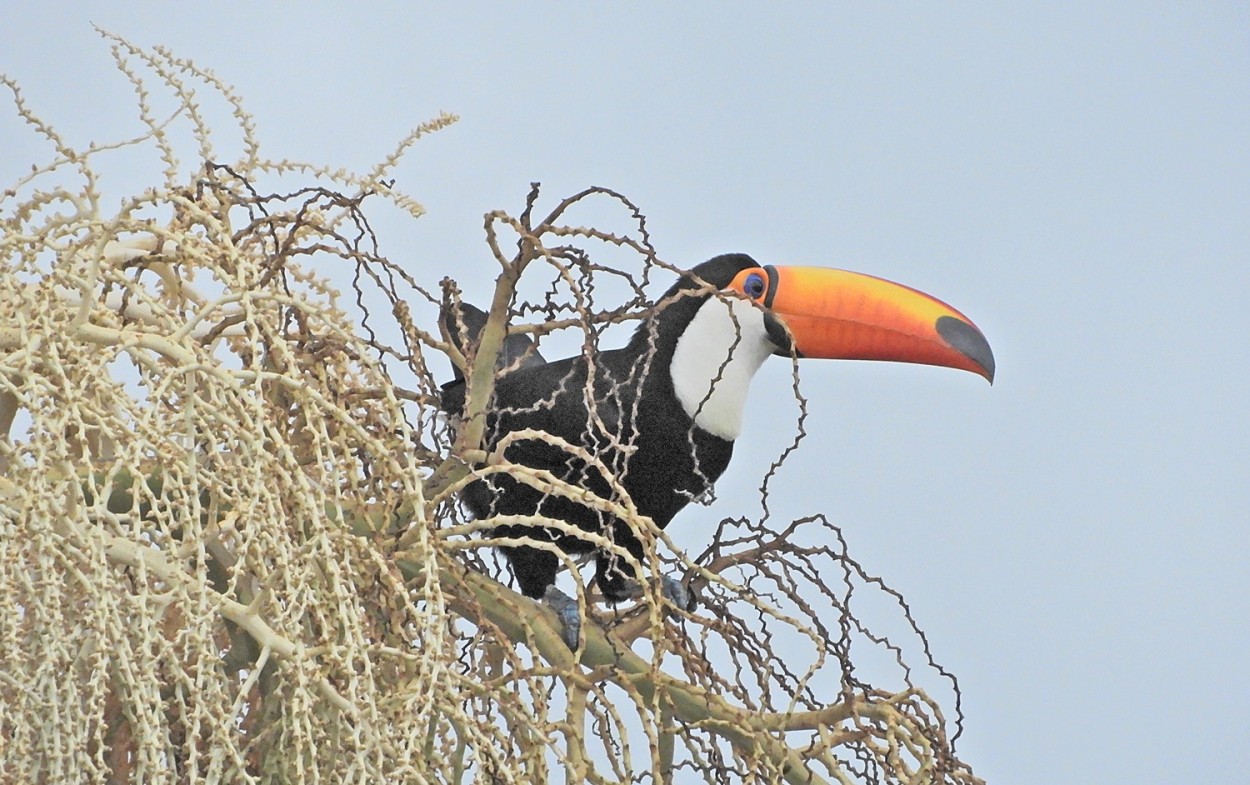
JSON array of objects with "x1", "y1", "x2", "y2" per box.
[{"x1": 0, "y1": 35, "x2": 981, "y2": 785}]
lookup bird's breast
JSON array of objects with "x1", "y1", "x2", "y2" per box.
[{"x1": 669, "y1": 295, "x2": 776, "y2": 441}]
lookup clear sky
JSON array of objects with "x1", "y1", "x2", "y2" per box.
[{"x1": 4, "y1": 3, "x2": 1247, "y2": 783}]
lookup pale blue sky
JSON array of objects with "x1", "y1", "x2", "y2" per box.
[{"x1": 4, "y1": 3, "x2": 1247, "y2": 783}]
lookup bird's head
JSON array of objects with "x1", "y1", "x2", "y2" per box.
[
  {"x1": 707, "y1": 254, "x2": 995, "y2": 382},
  {"x1": 656, "y1": 253, "x2": 994, "y2": 440}
]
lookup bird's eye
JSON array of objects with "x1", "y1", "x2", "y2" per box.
[{"x1": 743, "y1": 272, "x2": 767, "y2": 299}]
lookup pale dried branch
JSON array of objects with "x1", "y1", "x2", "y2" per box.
[{"x1": 1, "y1": 34, "x2": 980, "y2": 785}]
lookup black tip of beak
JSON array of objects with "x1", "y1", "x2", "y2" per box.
[{"x1": 936, "y1": 316, "x2": 996, "y2": 383}]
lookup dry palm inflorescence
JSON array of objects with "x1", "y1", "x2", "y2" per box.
[{"x1": 0, "y1": 32, "x2": 983, "y2": 785}]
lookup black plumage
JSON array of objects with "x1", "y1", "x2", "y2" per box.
[
  {"x1": 440, "y1": 255, "x2": 760, "y2": 601},
  {"x1": 438, "y1": 251, "x2": 995, "y2": 613}
]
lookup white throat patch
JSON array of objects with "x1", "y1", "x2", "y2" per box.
[{"x1": 669, "y1": 294, "x2": 777, "y2": 440}]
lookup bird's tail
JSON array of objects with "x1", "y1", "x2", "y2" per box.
[{"x1": 439, "y1": 301, "x2": 547, "y2": 385}]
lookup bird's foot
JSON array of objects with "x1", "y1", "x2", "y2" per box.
[
  {"x1": 542, "y1": 585, "x2": 582, "y2": 650},
  {"x1": 660, "y1": 575, "x2": 695, "y2": 613},
  {"x1": 615, "y1": 575, "x2": 695, "y2": 612}
]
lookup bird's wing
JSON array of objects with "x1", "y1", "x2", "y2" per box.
[
  {"x1": 439, "y1": 301, "x2": 550, "y2": 418},
  {"x1": 440, "y1": 301, "x2": 548, "y2": 384}
]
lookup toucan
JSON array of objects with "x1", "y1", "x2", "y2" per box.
[{"x1": 440, "y1": 253, "x2": 993, "y2": 644}]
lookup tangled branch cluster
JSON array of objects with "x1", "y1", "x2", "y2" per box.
[{"x1": 0, "y1": 33, "x2": 983, "y2": 785}]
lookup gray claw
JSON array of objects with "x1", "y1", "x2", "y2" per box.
[
  {"x1": 543, "y1": 585, "x2": 582, "y2": 649},
  {"x1": 661, "y1": 575, "x2": 694, "y2": 613},
  {"x1": 616, "y1": 575, "x2": 695, "y2": 612}
]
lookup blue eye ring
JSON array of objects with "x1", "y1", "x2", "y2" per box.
[{"x1": 743, "y1": 272, "x2": 767, "y2": 299}]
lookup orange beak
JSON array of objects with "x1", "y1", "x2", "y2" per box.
[{"x1": 728, "y1": 265, "x2": 995, "y2": 382}]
